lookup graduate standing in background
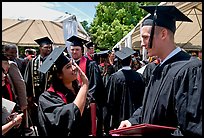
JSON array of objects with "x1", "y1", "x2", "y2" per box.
[
  {"x1": 119, "y1": 5, "x2": 202, "y2": 136},
  {"x1": 104, "y1": 47, "x2": 145, "y2": 135},
  {"x1": 68, "y1": 35, "x2": 106, "y2": 136},
  {"x1": 24, "y1": 37, "x2": 53, "y2": 129},
  {"x1": 84, "y1": 41, "x2": 95, "y2": 61},
  {"x1": 97, "y1": 50, "x2": 116, "y2": 87}
]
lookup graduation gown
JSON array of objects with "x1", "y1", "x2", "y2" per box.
[
  {"x1": 104, "y1": 68, "x2": 145, "y2": 133},
  {"x1": 76, "y1": 56, "x2": 106, "y2": 135},
  {"x1": 142, "y1": 62, "x2": 157, "y2": 86},
  {"x1": 76, "y1": 56, "x2": 105, "y2": 104},
  {"x1": 128, "y1": 51, "x2": 202, "y2": 136},
  {"x1": 37, "y1": 85, "x2": 91, "y2": 136}
]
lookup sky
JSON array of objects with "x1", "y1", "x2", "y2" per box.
[
  {"x1": 45, "y1": 2, "x2": 99, "y2": 25},
  {"x1": 2, "y1": 2, "x2": 98, "y2": 26}
]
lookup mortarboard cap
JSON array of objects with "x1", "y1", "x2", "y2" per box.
[
  {"x1": 115, "y1": 47, "x2": 135, "y2": 60},
  {"x1": 34, "y1": 37, "x2": 53, "y2": 47},
  {"x1": 38, "y1": 47, "x2": 70, "y2": 74},
  {"x1": 96, "y1": 50, "x2": 110, "y2": 58},
  {"x1": 85, "y1": 41, "x2": 94, "y2": 49},
  {"x1": 140, "y1": 5, "x2": 192, "y2": 33},
  {"x1": 67, "y1": 35, "x2": 88, "y2": 48}
]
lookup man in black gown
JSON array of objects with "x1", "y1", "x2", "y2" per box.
[
  {"x1": 67, "y1": 35, "x2": 106, "y2": 136},
  {"x1": 119, "y1": 6, "x2": 202, "y2": 136},
  {"x1": 104, "y1": 47, "x2": 145, "y2": 135},
  {"x1": 24, "y1": 37, "x2": 53, "y2": 129}
]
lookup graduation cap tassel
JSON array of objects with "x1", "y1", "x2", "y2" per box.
[{"x1": 148, "y1": 6, "x2": 157, "y2": 49}]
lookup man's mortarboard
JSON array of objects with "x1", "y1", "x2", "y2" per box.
[
  {"x1": 85, "y1": 41, "x2": 94, "y2": 49},
  {"x1": 38, "y1": 47, "x2": 70, "y2": 74},
  {"x1": 140, "y1": 5, "x2": 192, "y2": 33},
  {"x1": 34, "y1": 37, "x2": 53, "y2": 46},
  {"x1": 115, "y1": 47, "x2": 135, "y2": 60},
  {"x1": 67, "y1": 35, "x2": 88, "y2": 48},
  {"x1": 140, "y1": 5, "x2": 192, "y2": 48}
]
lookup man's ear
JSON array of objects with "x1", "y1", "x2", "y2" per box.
[{"x1": 161, "y1": 28, "x2": 168, "y2": 39}]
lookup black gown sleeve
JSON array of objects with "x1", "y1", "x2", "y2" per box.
[
  {"x1": 128, "y1": 106, "x2": 143, "y2": 125},
  {"x1": 142, "y1": 63, "x2": 157, "y2": 87}
]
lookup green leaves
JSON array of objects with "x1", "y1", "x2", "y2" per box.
[{"x1": 89, "y1": 2, "x2": 160, "y2": 51}]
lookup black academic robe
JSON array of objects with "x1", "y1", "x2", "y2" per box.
[
  {"x1": 76, "y1": 56, "x2": 106, "y2": 136},
  {"x1": 37, "y1": 86, "x2": 91, "y2": 136},
  {"x1": 76, "y1": 57, "x2": 105, "y2": 103},
  {"x1": 128, "y1": 51, "x2": 202, "y2": 136},
  {"x1": 104, "y1": 68, "x2": 145, "y2": 134},
  {"x1": 142, "y1": 62, "x2": 157, "y2": 86}
]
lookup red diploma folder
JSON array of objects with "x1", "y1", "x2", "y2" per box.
[{"x1": 109, "y1": 123, "x2": 177, "y2": 136}]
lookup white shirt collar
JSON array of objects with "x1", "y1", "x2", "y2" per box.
[{"x1": 160, "y1": 47, "x2": 181, "y2": 66}]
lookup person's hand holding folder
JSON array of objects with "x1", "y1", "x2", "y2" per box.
[
  {"x1": 110, "y1": 123, "x2": 177, "y2": 136},
  {"x1": 118, "y1": 120, "x2": 132, "y2": 129}
]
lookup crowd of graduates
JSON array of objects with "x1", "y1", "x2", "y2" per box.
[
  {"x1": 2, "y1": 5, "x2": 202, "y2": 136},
  {"x1": 1, "y1": 38, "x2": 158, "y2": 136}
]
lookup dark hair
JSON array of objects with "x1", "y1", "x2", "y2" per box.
[
  {"x1": 4, "y1": 44, "x2": 17, "y2": 51},
  {"x1": 121, "y1": 56, "x2": 132, "y2": 66}
]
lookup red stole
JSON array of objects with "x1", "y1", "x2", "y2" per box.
[
  {"x1": 100, "y1": 62, "x2": 110, "y2": 67},
  {"x1": 47, "y1": 85, "x2": 67, "y2": 104},
  {"x1": 86, "y1": 53, "x2": 93, "y2": 60},
  {"x1": 5, "y1": 77, "x2": 14, "y2": 102},
  {"x1": 77, "y1": 56, "x2": 87, "y2": 85}
]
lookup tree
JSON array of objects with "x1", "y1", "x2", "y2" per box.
[
  {"x1": 89, "y1": 2, "x2": 159, "y2": 51},
  {"x1": 80, "y1": 20, "x2": 90, "y2": 33}
]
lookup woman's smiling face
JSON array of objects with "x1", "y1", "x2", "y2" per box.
[{"x1": 59, "y1": 60, "x2": 78, "y2": 82}]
